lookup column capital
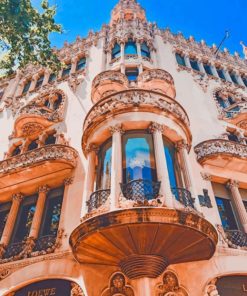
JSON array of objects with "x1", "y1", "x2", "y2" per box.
[
  {"x1": 148, "y1": 122, "x2": 165, "y2": 134},
  {"x1": 109, "y1": 124, "x2": 124, "y2": 135},
  {"x1": 175, "y1": 140, "x2": 189, "y2": 152},
  {"x1": 38, "y1": 185, "x2": 50, "y2": 193},
  {"x1": 12, "y1": 193, "x2": 24, "y2": 203},
  {"x1": 85, "y1": 143, "x2": 99, "y2": 154},
  {"x1": 227, "y1": 179, "x2": 239, "y2": 189},
  {"x1": 64, "y1": 177, "x2": 74, "y2": 186},
  {"x1": 201, "y1": 172, "x2": 212, "y2": 181}
]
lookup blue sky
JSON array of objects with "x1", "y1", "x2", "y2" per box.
[{"x1": 35, "y1": 0, "x2": 247, "y2": 57}]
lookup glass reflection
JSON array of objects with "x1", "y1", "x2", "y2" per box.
[
  {"x1": 216, "y1": 197, "x2": 238, "y2": 230},
  {"x1": 122, "y1": 131, "x2": 156, "y2": 183},
  {"x1": 97, "y1": 139, "x2": 112, "y2": 190}
]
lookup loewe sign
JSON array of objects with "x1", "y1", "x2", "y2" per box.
[
  {"x1": 217, "y1": 276, "x2": 247, "y2": 296},
  {"x1": 15, "y1": 280, "x2": 71, "y2": 296}
]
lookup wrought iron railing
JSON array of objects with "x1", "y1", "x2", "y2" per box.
[
  {"x1": 87, "y1": 189, "x2": 111, "y2": 212},
  {"x1": 171, "y1": 187, "x2": 195, "y2": 208},
  {"x1": 3, "y1": 241, "x2": 25, "y2": 259},
  {"x1": 121, "y1": 179, "x2": 161, "y2": 202},
  {"x1": 33, "y1": 235, "x2": 57, "y2": 252},
  {"x1": 225, "y1": 230, "x2": 247, "y2": 248}
]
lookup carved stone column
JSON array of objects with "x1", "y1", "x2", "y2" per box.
[
  {"x1": 227, "y1": 180, "x2": 247, "y2": 232},
  {"x1": 210, "y1": 64, "x2": 219, "y2": 78},
  {"x1": 71, "y1": 57, "x2": 78, "y2": 74},
  {"x1": 176, "y1": 141, "x2": 202, "y2": 211},
  {"x1": 106, "y1": 51, "x2": 112, "y2": 69},
  {"x1": 29, "y1": 185, "x2": 49, "y2": 239},
  {"x1": 30, "y1": 73, "x2": 39, "y2": 91},
  {"x1": 109, "y1": 124, "x2": 124, "y2": 210},
  {"x1": 184, "y1": 55, "x2": 191, "y2": 68},
  {"x1": 0, "y1": 193, "x2": 23, "y2": 246},
  {"x1": 43, "y1": 69, "x2": 51, "y2": 86},
  {"x1": 198, "y1": 60, "x2": 206, "y2": 73},
  {"x1": 82, "y1": 144, "x2": 99, "y2": 216},
  {"x1": 120, "y1": 43, "x2": 125, "y2": 74},
  {"x1": 5, "y1": 69, "x2": 22, "y2": 99},
  {"x1": 223, "y1": 68, "x2": 232, "y2": 82},
  {"x1": 149, "y1": 123, "x2": 173, "y2": 207}
]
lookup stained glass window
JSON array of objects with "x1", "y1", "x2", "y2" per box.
[
  {"x1": 76, "y1": 58, "x2": 86, "y2": 71},
  {"x1": 216, "y1": 197, "x2": 238, "y2": 230},
  {"x1": 122, "y1": 131, "x2": 156, "y2": 183},
  {"x1": 22, "y1": 80, "x2": 31, "y2": 94},
  {"x1": 0, "y1": 203, "x2": 11, "y2": 238},
  {"x1": 175, "y1": 53, "x2": 186, "y2": 67},
  {"x1": 40, "y1": 187, "x2": 64, "y2": 236},
  {"x1": 11, "y1": 195, "x2": 37, "y2": 242},
  {"x1": 112, "y1": 43, "x2": 121, "y2": 59},
  {"x1": 97, "y1": 139, "x2": 112, "y2": 190},
  {"x1": 124, "y1": 39, "x2": 137, "y2": 55}
]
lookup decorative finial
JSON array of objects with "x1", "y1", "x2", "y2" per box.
[{"x1": 240, "y1": 41, "x2": 247, "y2": 59}]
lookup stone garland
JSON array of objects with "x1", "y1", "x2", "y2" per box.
[
  {"x1": 84, "y1": 89, "x2": 190, "y2": 130},
  {"x1": 194, "y1": 139, "x2": 247, "y2": 162},
  {"x1": 0, "y1": 145, "x2": 78, "y2": 175}
]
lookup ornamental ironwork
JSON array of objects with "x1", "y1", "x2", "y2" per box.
[
  {"x1": 120, "y1": 179, "x2": 161, "y2": 202},
  {"x1": 194, "y1": 139, "x2": 247, "y2": 163},
  {"x1": 33, "y1": 235, "x2": 57, "y2": 252},
  {"x1": 225, "y1": 230, "x2": 247, "y2": 248},
  {"x1": 87, "y1": 189, "x2": 111, "y2": 212},
  {"x1": 171, "y1": 187, "x2": 195, "y2": 208},
  {"x1": 3, "y1": 241, "x2": 25, "y2": 259}
]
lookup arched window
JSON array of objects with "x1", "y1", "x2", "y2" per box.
[
  {"x1": 27, "y1": 139, "x2": 38, "y2": 151},
  {"x1": 112, "y1": 43, "x2": 121, "y2": 59},
  {"x1": 189, "y1": 58, "x2": 200, "y2": 71},
  {"x1": 62, "y1": 64, "x2": 71, "y2": 77},
  {"x1": 175, "y1": 53, "x2": 186, "y2": 67},
  {"x1": 227, "y1": 132, "x2": 239, "y2": 143},
  {"x1": 229, "y1": 71, "x2": 239, "y2": 85},
  {"x1": 216, "y1": 67, "x2": 226, "y2": 80},
  {"x1": 22, "y1": 80, "x2": 31, "y2": 94},
  {"x1": 11, "y1": 144, "x2": 22, "y2": 156},
  {"x1": 122, "y1": 131, "x2": 157, "y2": 184},
  {"x1": 76, "y1": 57, "x2": 86, "y2": 71},
  {"x1": 35, "y1": 75, "x2": 44, "y2": 88},
  {"x1": 45, "y1": 133, "x2": 56, "y2": 145},
  {"x1": 141, "y1": 42, "x2": 150, "y2": 58},
  {"x1": 53, "y1": 94, "x2": 63, "y2": 110},
  {"x1": 203, "y1": 63, "x2": 213, "y2": 76},
  {"x1": 216, "y1": 93, "x2": 227, "y2": 108},
  {"x1": 48, "y1": 73, "x2": 56, "y2": 84},
  {"x1": 124, "y1": 39, "x2": 137, "y2": 55},
  {"x1": 96, "y1": 139, "x2": 112, "y2": 190}
]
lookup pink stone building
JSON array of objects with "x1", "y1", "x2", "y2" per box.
[{"x1": 0, "y1": 0, "x2": 247, "y2": 295}]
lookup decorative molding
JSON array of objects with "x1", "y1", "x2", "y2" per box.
[
  {"x1": 149, "y1": 122, "x2": 165, "y2": 134},
  {"x1": 85, "y1": 143, "x2": 99, "y2": 154},
  {"x1": 109, "y1": 124, "x2": 125, "y2": 135},
  {"x1": 226, "y1": 179, "x2": 239, "y2": 189},
  {"x1": 201, "y1": 172, "x2": 212, "y2": 181},
  {"x1": 12, "y1": 193, "x2": 24, "y2": 203},
  {"x1": 71, "y1": 283, "x2": 85, "y2": 296},
  {"x1": 64, "y1": 177, "x2": 74, "y2": 186},
  {"x1": 38, "y1": 185, "x2": 50, "y2": 194}
]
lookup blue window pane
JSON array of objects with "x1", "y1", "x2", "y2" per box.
[
  {"x1": 23, "y1": 81, "x2": 31, "y2": 94},
  {"x1": 48, "y1": 73, "x2": 56, "y2": 84},
  {"x1": 216, "y1": 94, "x2": 227, "y2": 108},
  {"x1": 123, "y1": 132, "x2": 156, "y2": 183},
  {"x1": 62, "y1": 64, "x2": 71, "y2": 77},
  {"x1": 217, "y1": 68, "x2": 226, "y2": 80},
  {"x1": 230, "y1": 72, "x2": 239, "y2": 84},
  {"x1": 112, "y1": 43, "x2": 121, "y2": 59},
  {"x1": 203, "y1": 63, "x2": 213, "y2": 76},
  {"x1": 216, "y1": 197, "x2": 238, "y2": 230},
  {"x1": 163, "y1": 138, "x2": 177, "y2": 189},
  {"x1": 141, "y1": 42, "x2": 150, "y2": 58},
  {"x1": 97, "y1": 140, "x2": 112, "y2": 190},
  {"x1": 242, "y1": 76, "x2": 247, "y2": 87},
  {"x1": 0, "y1": 203, "x2": 10, "y2": 238},
  {"x1": 228, "y1": 96, "x2": 235, "y2": 105},
  {"x1": 76, "y1": 58, "x2": 86, "y2": 71},
  {"x1": 175, "y1": 53, "x2": 186, "y2": 67},
  {"x1": 125, "y1": 39, "x2": 137, "y2": 55},
  {"x1": 190, "y1": 59, "x2": 200, "y2": 71},
  {"x1": 126, "y1": 68, "x2": 139, "y2": 81},
  {"x1": 228, "y1": 133, "x2": 239, "y2": 142},
  {"x1": 35, "y1": 75, "x2": 44, "y2": 88}
]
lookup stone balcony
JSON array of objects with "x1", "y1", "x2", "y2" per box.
[
  {"x1": 138, "y1": 69, "x2": 176, "y2": 98},
  {"x1": 0, "y1": 145, "x2": 78, "y2": 196},
  {"x1": 194, "y1": 139, "x2": 247, "y2": 173},
  {"x1": 222, "y1": 102, "x2": 247, "y2": 130},
  {"x1": 91, "y1": 71, "x2": 129, "y2": 103},
  {"x1": 83, "y1": 89, "x2": 190, "y2": 152}
]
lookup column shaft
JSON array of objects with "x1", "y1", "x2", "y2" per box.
[
  {"x1": 58, "y1": 178, "x2": 73, "y2": 231},
  {"x1": 29, "y1": 185, "x2": 49, "y2": 239},
  {"x1": 0, "y1": 194, "x2": 23, "y2": 246},
  {"x1": 227, "y1": 180, "x2": 247, "y2": 232},
  {"x1": 109, "y1": 125, "x2": 123, "y2": 210},
  {"x1": 120, "y1": 43, "x2": 125, "y2": 73},
  {"x1": 150, "y1": 123, "x2": 173, "y2": 207}
]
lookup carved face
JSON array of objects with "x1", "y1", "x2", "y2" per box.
[
  {"x1": 164, "y1": 272, "x2": 178, "y2": 289},
  {"x1": 112, "y1": 274, "x2": 125, "y2": 289}
]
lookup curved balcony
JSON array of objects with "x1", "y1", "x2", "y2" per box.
[
  {"x1": 223, "y1": 102, "x2": 247, "y2": 130},
  {"x1": 70, "y1": 207, "x2": 217, "y2": 279},
  {"x1": 87, "y1": 189, "x2": 111, "y2": 213},
  {"x1": 83, "y1": 89, "x2": 190, "y2": 151},
  {"x1": 0, "y1": 145, "x2": 78, "y2": 193},
  {"x1": 171, "y1": 187, "x2": 195, "y2": 208},
  {"x1": 91, "y1": 71, "x2": 129, "y2": 103},
  {"x1": 138, "y1": 69, "x2": 176, "y2": 98},
  {"x1": 194, "y1": 139, "x2": 247, "y2": 173}
]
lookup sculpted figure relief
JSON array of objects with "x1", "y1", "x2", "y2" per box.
[
  {"x1": 102, "y1": 273, "x2": 134, "y2": 296},
  {"x1": 156, "y1": 271, "x2": 188, "y2": 296}
]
